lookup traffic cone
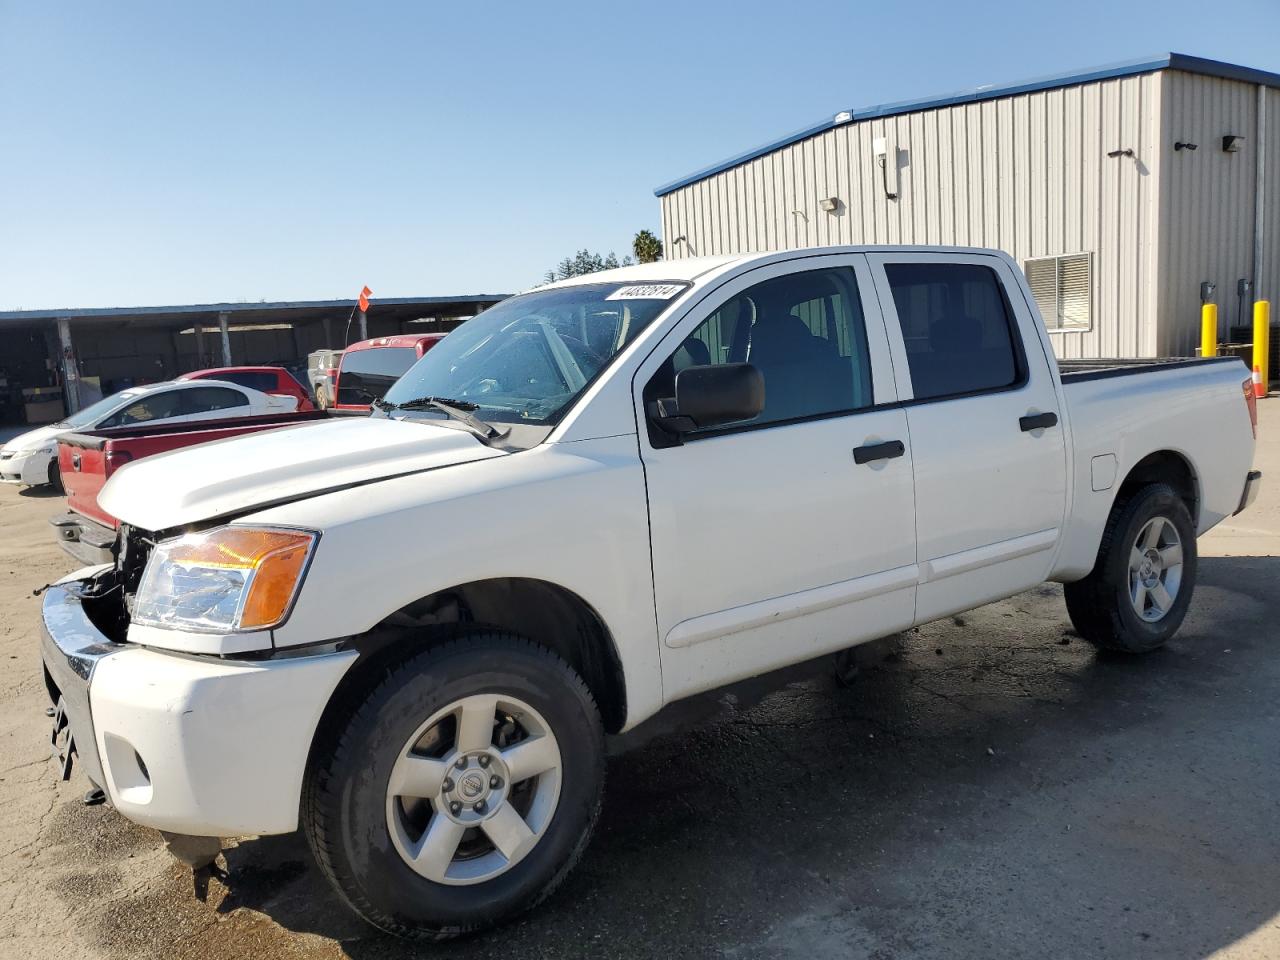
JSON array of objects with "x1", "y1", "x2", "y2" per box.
[{"x1": 1253, "y1": 365, "x2": 1265, "y2": 399}]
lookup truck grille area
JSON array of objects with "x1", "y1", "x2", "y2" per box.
[{"x1": 70, "y1": 523, "x2": 157, "y2": 644}]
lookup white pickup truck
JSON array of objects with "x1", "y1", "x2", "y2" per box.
[{"x1": 40, "y1": 246, "x2": 1261, "y2": 939}]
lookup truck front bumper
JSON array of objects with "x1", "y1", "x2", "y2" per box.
[{"x1": 40, "y1": 576, "x2": 357, "y2": 837}]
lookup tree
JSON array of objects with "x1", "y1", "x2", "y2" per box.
[
  {"x1": 542, "y1": 248, "x2": 633, "y2": 284},
  {"x1": 632, "y1": 229, "x2": 663, "y2": 264}
]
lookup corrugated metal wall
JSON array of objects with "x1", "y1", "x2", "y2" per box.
[
  {"x1": 1156, "y1": 71, "x2": 1269, "y2": 357},
  {"x1": 660, "y1": 73, "x2": 1168, "y2": 358}
]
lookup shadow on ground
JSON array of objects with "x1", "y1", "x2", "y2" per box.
[{"x1": 70, "y1": 556, "x2": 1280, "y2": 959}]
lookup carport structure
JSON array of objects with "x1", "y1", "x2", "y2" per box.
[{"x1": 0, "y1": 294, "x2": 508, "y2": 421}]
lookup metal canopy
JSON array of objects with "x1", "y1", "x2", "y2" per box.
[{"x1": 0, "y1": 295, "x2": 511, "y2": 331}]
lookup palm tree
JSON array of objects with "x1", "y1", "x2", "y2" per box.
[{"x1": 632, "y1": 229, "x2": 663, "y2": 264}]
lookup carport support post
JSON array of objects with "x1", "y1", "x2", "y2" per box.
[
  {"x1": 56, "y1": 317, "x2": 81, "y2": 414},
  {"x1": 218, "y1": 311, "x2": 232, "y2": 366}
]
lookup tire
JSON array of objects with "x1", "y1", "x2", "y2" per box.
[
  {"x1": 47, "y1": 460, "x2": 63, "y2": 493},
  {"x1": 314, "y1": 384, "x2": 330, "y2": 410},
  {"x1": 302, "y1": 632, "x2": 605, "y2": 940},
  {"x1": 1063, "y1": 482, "x2": 1197, "y2": 653}
]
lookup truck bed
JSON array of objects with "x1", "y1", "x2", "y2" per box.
[
  {"x1": 53, "y1": 410, "x2": 330, "y2": 564},
  {"x1": 1058, "y1": 356, "x2": 1244, "y2": 383}
]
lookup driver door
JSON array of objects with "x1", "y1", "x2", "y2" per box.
[{"x1": 635, "y1": 255, "x2": 919, "y2": 703}]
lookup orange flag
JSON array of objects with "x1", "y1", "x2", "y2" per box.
[{"x1": 357, "y1": 285, "x2": 372, "y2": 313}]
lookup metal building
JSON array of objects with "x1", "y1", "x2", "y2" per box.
[{"x1": 655, "y1": 54, "x2": 1279, "y2": 362}]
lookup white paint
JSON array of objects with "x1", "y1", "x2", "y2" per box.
[{"x1": 89, "y1": 646, "x2": 356, "y2": 835}]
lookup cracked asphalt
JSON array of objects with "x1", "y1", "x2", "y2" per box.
[{"x1": 1, "y1": 405, "x2": 1277, "y2": 959}]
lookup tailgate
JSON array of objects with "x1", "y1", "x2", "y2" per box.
[
  {"x1": 58, "y1": 438, "x2": 114, "y2": 528},
  {"x1": 58, "y1": 411, "x2": 328, "y2": 530}
]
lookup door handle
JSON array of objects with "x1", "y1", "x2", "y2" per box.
[
  {"x1": 853, "y1": 440, "x2": 906, "y2": 464},
  {"x1": 1019, "y1": 412, "x2": 1058, "y2": 432}
]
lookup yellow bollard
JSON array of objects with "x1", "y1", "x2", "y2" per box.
[
  {"x1": 1254, "y1": 300, "x2": 1271, "y2": 396},
  {"x1": 1201, "y1": 303, "x2": 1218, "y2": 358}
]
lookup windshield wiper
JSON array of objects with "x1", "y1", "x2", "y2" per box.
[{"x1": 376, "y1": 395, "x2": 509, "y2": 445}]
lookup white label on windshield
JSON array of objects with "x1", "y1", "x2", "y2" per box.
[{"x1": 606, "y1": 283, "x2": 685, "y2": 301}]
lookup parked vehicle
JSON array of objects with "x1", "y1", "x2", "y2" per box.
[
  {"x1": 39, "y1": 247, "x2": 1261, "y2": 940},
  {"x1": 332, "y1": 334, "x2": 445, "y2": 412},
  {"x1": 52, "y1": 410, "x2": 329, "y2": 565},
  {"x1": 180, "y1": 366, "x2": 316, "y2": 411},
  {"x1": 307, "y1": 349, "x2": 344, "y2": 410},
  {"x1": 1, "y1": 378, "x2": 297, "y2": 489}
]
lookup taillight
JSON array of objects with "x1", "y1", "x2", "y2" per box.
[
  {"x1": 104, "y1": 449, "x2": 134, "y2": 480},
  {"x1": 1243, "y1": 376, "x2": 1258, "y2": 438}
]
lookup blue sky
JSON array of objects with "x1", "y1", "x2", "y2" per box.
[{"x1": 1, "y1": 0, "x2": 1278, "y2": 310}]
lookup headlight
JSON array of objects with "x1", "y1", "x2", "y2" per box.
[{"x1": 132, "y1": 526, "x2": 318, "y2": 633}]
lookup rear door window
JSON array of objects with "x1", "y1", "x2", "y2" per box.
[
  {"x1": 884, "y1": 263, "x2": 1023, "y2": 401},
  {"x1": 180, "y1": 387, "x2": 251, "y2": 415},
  {"x1": 338, "y1": 347, "x2": 418, "y2": 405}
]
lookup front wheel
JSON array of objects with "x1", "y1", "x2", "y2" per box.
[
  {"x1": 302, "y1": 633, "x2": 604, "y2": 940},
  {"x1": 1063, "y1": 482, "x2": 1197, "y2": 653},
  {"x1": 47, "y1": 459, "x2": 63, "y2": 493}
]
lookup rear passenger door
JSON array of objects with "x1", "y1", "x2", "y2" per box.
[
  {"x1": 636, "y1": 255, "x2": 918, "y2": 703},
  {"x1": 867, "y1": 253, "x2": 1067, "y2": 623}
]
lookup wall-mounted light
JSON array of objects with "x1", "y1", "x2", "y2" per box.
[
  {"x1": 1174, "y1": 141, "x2": 1198, "y2": 151},
  {"x1": 873, "y1": 137, "x2": 898, "y2": 200},
  {"x1": 1222, "y1": 135, "x2": 1245, "y2": 153},
  {"x1": 833, "y1": 110, "x2": 853, "y2": 125},
  {"x1": 819, "y1": 197, "x2": 840, "y2": 213}
]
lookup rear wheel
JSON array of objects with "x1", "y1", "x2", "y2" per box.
[
  {"x1": 303, "y1": 633, "x2": 604, "y2": 940},
  {"x1": 1063, "y1": 482, "x2": 1196, "y2": 653},
  {"x1": 314, "y1": 384, "x2": 331, "y2": 410}
]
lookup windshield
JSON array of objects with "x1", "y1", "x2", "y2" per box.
[
  {"x1": 58, "y1": 390, "x2": 140, "y2": 429},
  {"x1": 382, "y1": 282, "x2": 684, "y2": 425}
]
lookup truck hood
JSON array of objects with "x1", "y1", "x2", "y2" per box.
[{"x1": 98, "y1": 417, "x2": 506, "y2": 530}]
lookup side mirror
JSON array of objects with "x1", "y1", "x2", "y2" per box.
[{"x1": 653, "y1": 363, "x2": 765, "y2": 435}]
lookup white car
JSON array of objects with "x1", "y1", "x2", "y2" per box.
[
  {"x1": 40, "y1": 247, "x2": 1261, "y2": 939},
  {"x1": 0, "y1": 379, "x2": 298, "y2": 487}
]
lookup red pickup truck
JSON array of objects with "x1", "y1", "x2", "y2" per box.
[
  {"x1": 333, "y1": 334, "x2": 445, "y2": 412},
  {"x1": 51, "y1": 411, "x2": 326, "y2": 565}
]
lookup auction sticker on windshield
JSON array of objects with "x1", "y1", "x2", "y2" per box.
[{"x1": 605, "y1": 284, "x2": 685, "y2": 301}]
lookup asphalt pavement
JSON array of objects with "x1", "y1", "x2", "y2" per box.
[{"x1": 1, "y1": 403, "x2": 1277, "y2": 959}]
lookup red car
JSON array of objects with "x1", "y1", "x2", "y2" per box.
[
  {"x1": 180, "y1": 365, "x2": 316, "y2": 411},
  {"x1": 332, "y1": 334, "x2": 446, "y2": 412}
]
